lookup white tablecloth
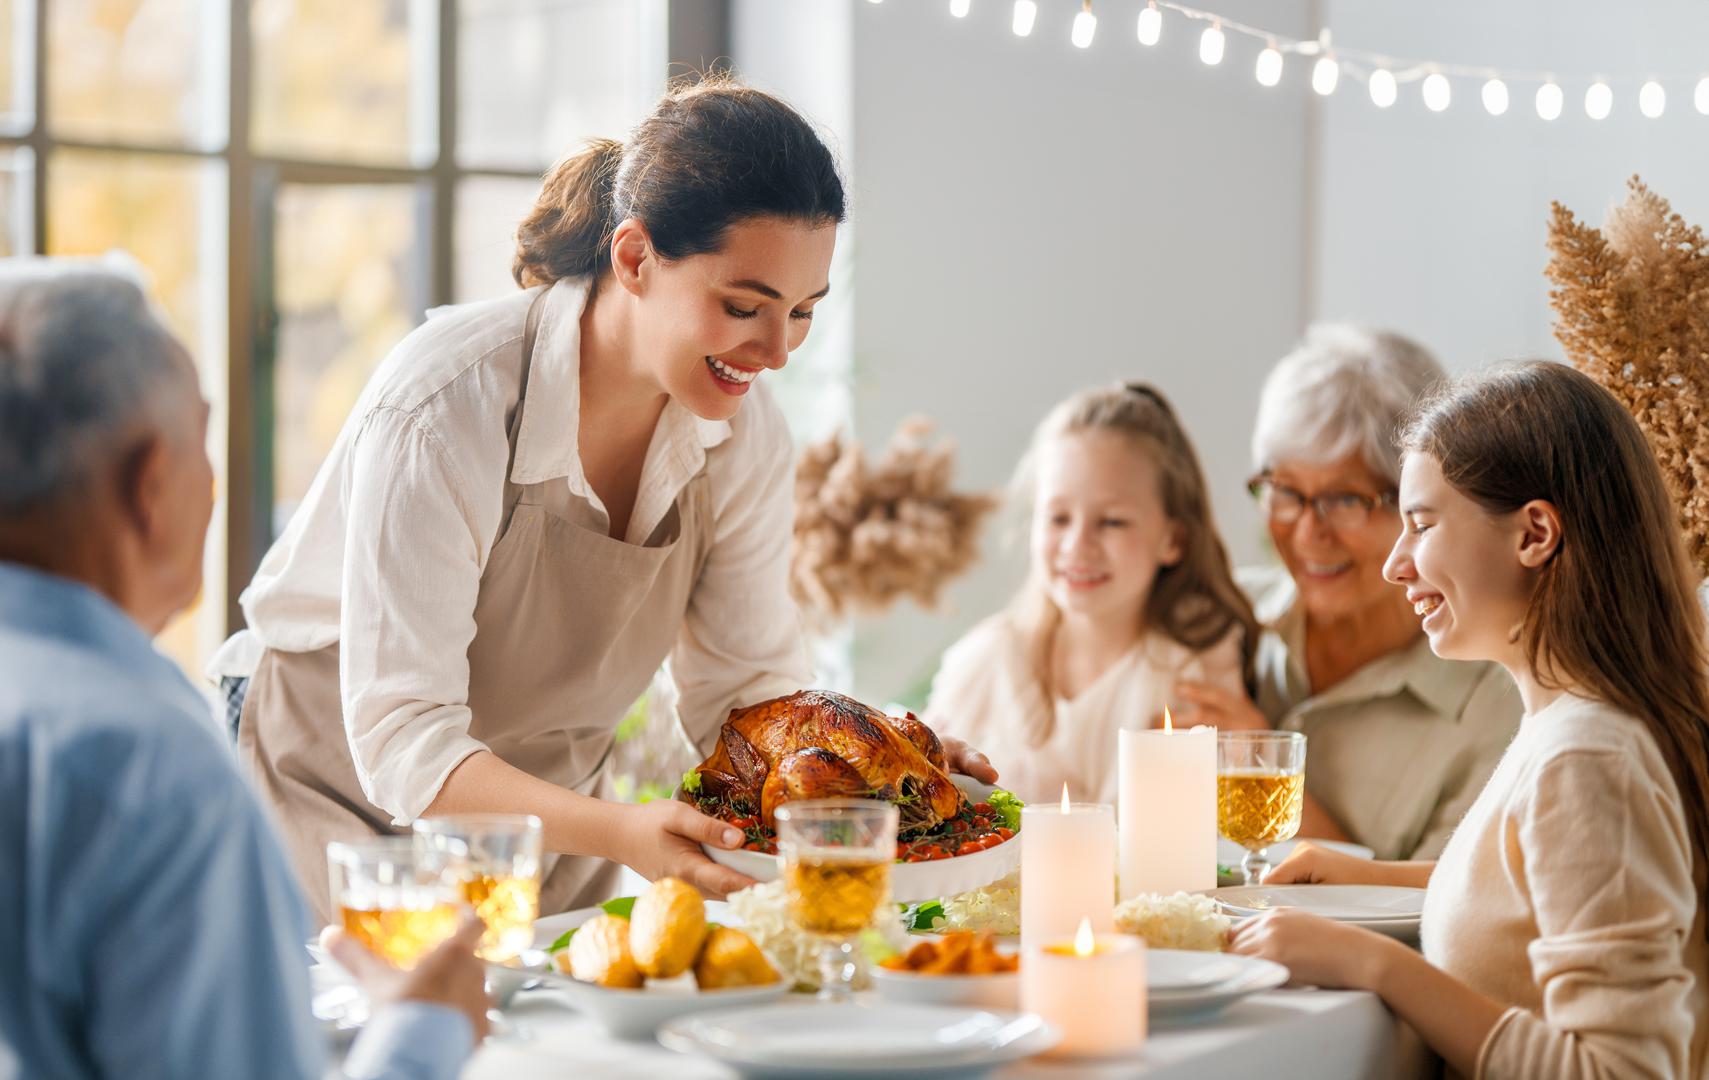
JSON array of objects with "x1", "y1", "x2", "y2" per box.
[{"x1": 458, "y1": 986, "x2": 1418, "y2": 1080}]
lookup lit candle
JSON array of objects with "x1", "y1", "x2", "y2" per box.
[
  {"x1": 1020, "y1": 785, "x2": 1116, "y2": 951},
  {"x1": 1023, "y1": 916, "x2": 1147, "y2": 1057},
  {"x1": 1118, "y1": 709, "x2": 1216, "y2": 898}
]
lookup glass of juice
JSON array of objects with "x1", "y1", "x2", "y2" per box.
[
  {"x1": 412, "y1": 814, "x2": 543, "y2": 963},
  {"x1": 775, "y1": 798, "x2": 899, "y2": 1003}
]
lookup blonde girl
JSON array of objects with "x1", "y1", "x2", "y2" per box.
[{"x1": 925, "y1": 382, "x2": 1259, "y2": 805}]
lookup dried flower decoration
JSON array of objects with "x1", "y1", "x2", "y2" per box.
[
  {"x1": 791, "y1": 418, "x2": 999, "y2": 623},
  {"x1": 1546, "y1": 176, "x2": 1709, "y2": 576}
]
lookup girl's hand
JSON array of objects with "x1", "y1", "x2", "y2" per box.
[
  {"x1": 1227, "y1": 909, "x2": 1394, "y2": 991},
  {"x1": 940, "y1": 735, "x2": 999, "y2": 783},
  {"x1": 1172, "y1": 681, "x2": 1272, "y2": 732},
  {"x1": 616, "y1": 800, "x2": 758, "y2": 898},
  {"x1": 1265, "y1": 842, "x2": 1384, "y2": 885},
  {"x1": 1265, "y1": 843, "x2": 1435, "y2": 889}
]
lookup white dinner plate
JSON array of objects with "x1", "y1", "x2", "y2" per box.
[
  {"x1": 699, "y1": 776, "x2": 1022, "y2": 903},
  {"x1": 1210, "y1": 884, "x2": 1426, "y2": 920},
  {"x1": 657, "y1": 1002, "x2": 1059, "y2": 1078},
  {"x1": 1147, "y1": 953, "x2": 1290, "y2": 1022},
  {"x1": 1146, "y1": 949, "x2": 1245, "y2": 991}
]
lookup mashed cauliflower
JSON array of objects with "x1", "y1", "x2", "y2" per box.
[{"x1": 1113, "y1": 891, "x2": 1230, "y2": 951}]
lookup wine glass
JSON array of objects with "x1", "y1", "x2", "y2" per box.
[
  {"x1": 413, "y1": 814, "x2": 543, "y2": 963},
  {"x1": 1216, "y1": 731, "x2": 1307, "y2": 886},
  {"x1": 774, "y1": 799, "x2": 899, "y2": 1002},
  {"x1": 327, "y1": 837, "x2": 461, "y2": 968}
]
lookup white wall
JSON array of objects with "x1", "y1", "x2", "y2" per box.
[
  {"x1": 732, "y1": 0, "x2": 1709, "y2": 707},
  {"x1": 844, "y1": 0, "x2": 1314, "y2": 706},
  {"x1": 1314, "y1": 0, "x2": 1709, "y2": 372}
]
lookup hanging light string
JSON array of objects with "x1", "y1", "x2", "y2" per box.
[{"x1": 866, "y1": 0, "x2": 1709, "y2": 119}]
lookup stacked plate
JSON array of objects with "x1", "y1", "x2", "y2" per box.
[
  {"x1": 1209, "y1": 884, "x2": 1425, "y2": 941},
  {"x1": 1147, "y1": 949, "x2": 1289, "y2": 1021},
  {"x1": 657, "y1": 1002, "x2": 1059, "y2": 1079}
]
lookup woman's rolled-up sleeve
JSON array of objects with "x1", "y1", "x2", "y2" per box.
[{"x1": 340, "y1": 406, "x2": 493, "y2": 824}]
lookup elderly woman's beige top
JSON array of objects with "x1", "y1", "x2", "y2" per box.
[
  {"x1": 1243, "y1": 566, "x2": 1521, "y2": 860},
  {"x1": 923, "y1": 611, "x2": 1245, "y2": 806},
  {"x1": 1421, "y1": 693, "x2": 1708, "y2": 1079}
]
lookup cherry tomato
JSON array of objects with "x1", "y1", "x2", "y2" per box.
[
  {"x1": 995, "y1": 827, "x2": 1015, "y2": 841},
  {"x1": 973, "y1": 802, "x2": 993, "y2": 815}
]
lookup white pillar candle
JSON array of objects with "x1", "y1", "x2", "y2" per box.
[
  {"x1": 1118, "y1": 722, "x2": 1216, "y2": 899},
  {"x1": 1019, "y1": 791, "x2": 1115, "y2": 951},
  {"x1": 1022, "y1": 918, "x2": 1147, "y2": 1058}
]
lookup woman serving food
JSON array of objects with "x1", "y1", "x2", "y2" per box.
[{"x1": 211, "y1": 77, "x2": 993, "y2": 920}]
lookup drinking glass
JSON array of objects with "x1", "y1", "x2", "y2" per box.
[
  {"x1": 775, "y1": 799, "x2": 899, "y2": 1002},
  {"x1": 327, "y1": 837, "x2": 461, "y2": 968},
  {"x1": 413, "y1": 814, "x2": 543, "y2": 963},
  {"x1": 1216, "y1": 731, "x2": 1307, "y2": 885}
]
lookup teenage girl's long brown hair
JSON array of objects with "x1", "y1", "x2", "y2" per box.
[
  {"x1": 1012, "y1": 382, "x2": 1260, "y2": 741},
  {"x1": 1403, "y1": 360, "x2": 1709, "y2": 878}
]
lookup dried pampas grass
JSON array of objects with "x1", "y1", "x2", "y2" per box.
[
  {"x1": 791, "y1": 418, "x2": 998, "y2": 623},
  {"x1": 1547, "y1": 176, "x2": 1709, "y2": 576}
]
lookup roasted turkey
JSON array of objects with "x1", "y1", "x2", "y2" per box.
[{"x1": 683, "y1": 690, "x2": 966, "y2": 831}]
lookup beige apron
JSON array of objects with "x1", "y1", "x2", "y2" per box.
[{"x1": 238, "y1": 293, "x2": 713, "y2": 923}]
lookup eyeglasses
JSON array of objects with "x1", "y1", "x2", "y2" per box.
[{"x1": 1247, "y1": 474, "x2": 1398, "y2": 531}]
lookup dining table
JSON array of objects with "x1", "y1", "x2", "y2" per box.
[{"x1": 438, "y1": 981, "x2": 1423, "y2": 1080}]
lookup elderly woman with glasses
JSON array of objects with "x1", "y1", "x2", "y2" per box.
[{"x1": 1176, "y1": 325, "x2": 1522, "y2": 860}]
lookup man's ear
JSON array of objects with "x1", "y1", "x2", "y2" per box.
[
  {"x1": 608, "y1": 217, "x2": 654, "y2": 298},
  {"x1": 115, "y1": 435, "x2": 171, "y2": 547},
  {"x1": 1516, "y1": 499, "x2": 1563, "y2": 570}
]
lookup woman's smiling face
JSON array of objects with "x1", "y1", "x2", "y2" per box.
[
  {"x1": 625, "y1": 215, "x2": 836, "y2": 422},
  {"x1": 1383, "y1": 451, "x2": 1538, "y2": 664}
]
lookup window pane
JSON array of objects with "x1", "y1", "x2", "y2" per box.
[
  {"x1": 49, "y1": 0, "x2": 226, "y2": 147},
  {"x1": 46, "y1": 149, "x2": 230, "y2": 678},
  {"x1": 270, "y1": 183, "x2": 430, "y2": 537},
  {"x1": 453, "y1": 175, "x2": 538, "y2": 303},
  {"x1": 252, "y1": 0, "x2": 435, "y2": 165},
  {"x1": 0, "y1": 0, "x2": 30, "y2": 133},
  {"x1": 0, "y1": 145, "x2": 31, "y2": 254},
  {"x1": 458, "y1": 0, "x2": 663, "y2": 170}
]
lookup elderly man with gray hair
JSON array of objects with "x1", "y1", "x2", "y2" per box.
[
  {"x1": 1176, "y1": 324, "x2": 1521, "y2": 861},
  {"x1": 0, "y1": 260, "x2": 487, "y2": 1079}
]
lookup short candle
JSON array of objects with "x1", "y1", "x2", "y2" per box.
[{"x1": 1023, "y1": 917, "x2": 1147, "y2": 1057}]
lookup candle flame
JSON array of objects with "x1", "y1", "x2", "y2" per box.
[
  {"x1": 1073, "y1": 917, "x2": 1096, "y2": 957},
  {"x1": 1163, "y1": 706, "x2": 1174, "y2": 733},
  {"x1": 1061, "y1": 783, "x2": 1071, "y2": 812}
]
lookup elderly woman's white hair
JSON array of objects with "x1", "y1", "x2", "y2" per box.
[
  {"x1": 0, "y1": 256, "x2": 193, "y2": 517},
  {"x1": 1250, "y1": 323, "x2": 1445, "y2": 488}
]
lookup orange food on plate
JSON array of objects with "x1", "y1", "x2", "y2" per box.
[{"x1": 879, "y1": 931, "x2": 1019, "y2": 975}]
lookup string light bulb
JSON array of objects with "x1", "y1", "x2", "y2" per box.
[
  {"x1": 1585, "y1": 81, "x2": 1613, "y2": 120},
  {"x1": 1480, "y1": 78, "x2": 1509, "y2": 116},
  {"x1": 1199, "y1": 23, "x2": 1225, "y2": 66},
  {"x1": 1071, "y1": 2, "x2": 1097, "y2": 49},
  {"x1": 1136, "y1": 2, "x2": 1161, "y2": 46},
  {"x1": 950, "y1": 0, "x2": 971, "y2": 17},
  {"x1": 1368, "y1": 68, "x2": 1397, "y2": 108},
  {"x1": 1312, "y1": 55, "x2": 1339, "y2": 96},
  {"x1": 1422, "y1": 72, "x2": 1451, "y2": 112},
  {"x1": 1255, "y1": 45, "x2": 1283, "y2": 87},
  {"x1": 1536, "y1": 81, "x2": 1563, "y2": 120},
  {"x1": 1697, "y1": 77, "x2": 1709, "y2": 115},
  {"x1": 1638, "y1": 80, "x2": 1665, "y2": 119},
  {"x1": 1011, "y1": 0, "x2": 1036, "y2": 37}
]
